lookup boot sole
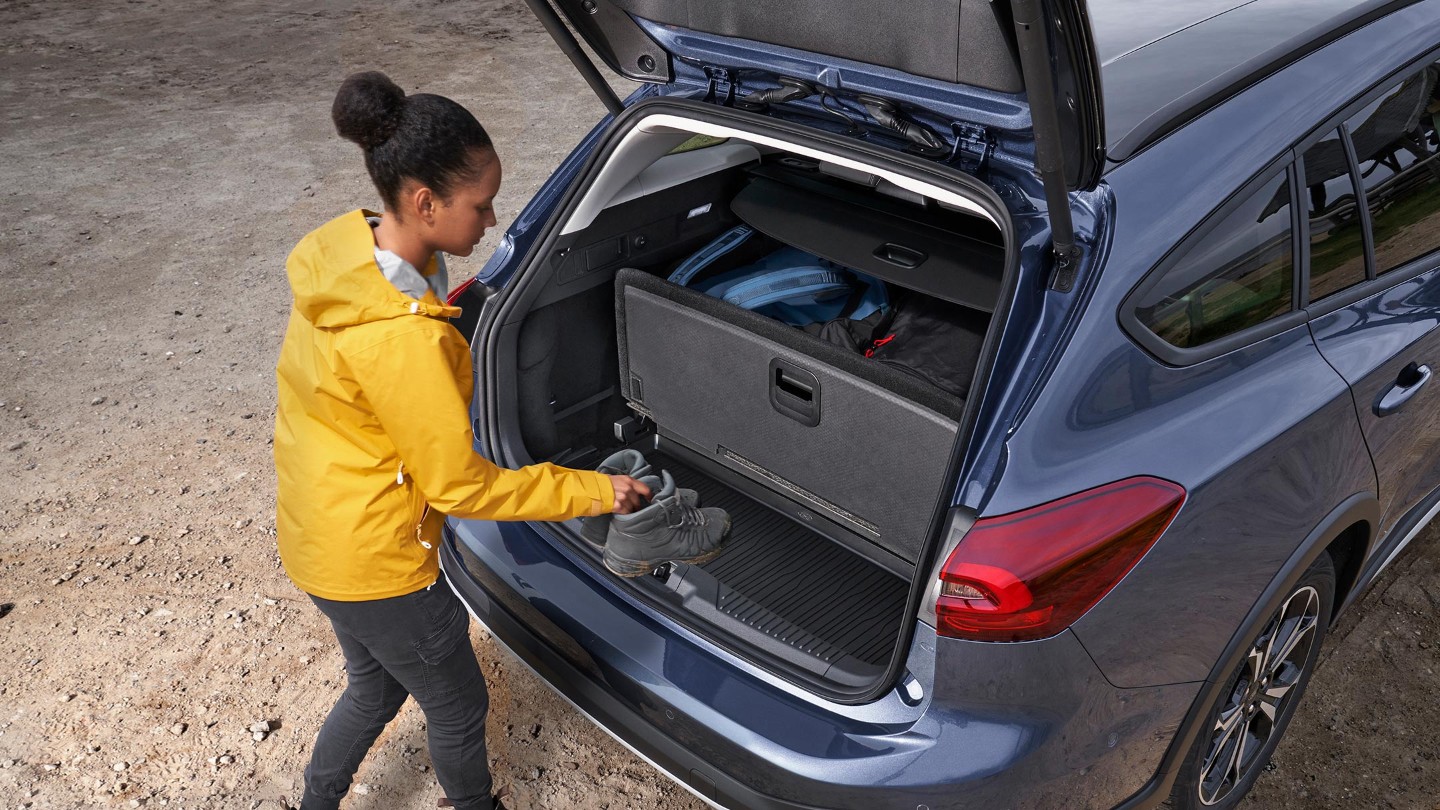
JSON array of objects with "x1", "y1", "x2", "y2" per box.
[{"x1": 602, "y1": 518, "x2": 731, "y2": 577}]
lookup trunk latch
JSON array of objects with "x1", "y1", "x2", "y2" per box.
[{"x1": 948, "y1": 123, "x2": 994, "y2": 174}]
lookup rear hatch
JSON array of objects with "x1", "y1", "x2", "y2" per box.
[
  {"x1": 453, "y1": 0, "x2": 1107, "y2": 703},
  {"x1": 529, "y1": 0, "x2": 1106, "y2": 196}
]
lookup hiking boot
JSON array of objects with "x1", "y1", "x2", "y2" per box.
[
  {"x1": 584, "y1": 468, "x2": 701, "y2": 549},
  {"x1": 579, "y1": 449, "x2": 653, "y2": 547},
  {"x1": 603, "y1": 471, "x2": 731, "y2": 577}
]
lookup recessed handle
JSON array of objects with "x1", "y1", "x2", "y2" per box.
[
  {"x1": 774, "y1": 367, "x2": 813, "y2": 402},
  {"x1": 769, "y1": 358, "x2": 821, "y2": 427},
  {"x1": 873, "y1": 242, "x2": 927, "y2": 269}
]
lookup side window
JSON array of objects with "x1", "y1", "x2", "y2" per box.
[
  {"x1": 1134, "y1": 172, "x2": 1294, "y2": 349},
  {"x1": 1302, "y1": 129, "x2": 1369, "y2": 301},
  {"x1": 1345, "y1": 64, "x2": 1440, "y2": 275}
]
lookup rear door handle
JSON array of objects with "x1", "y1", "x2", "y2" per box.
[{"x1": 1374, "y1": 362, "x2": 1432, "y2": 417}]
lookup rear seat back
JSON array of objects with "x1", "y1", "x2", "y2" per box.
[{"x1": 615, "y1": 268, "x2": 961, "y2": 567}]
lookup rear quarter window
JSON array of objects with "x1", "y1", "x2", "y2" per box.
[{"x1": 1133, "y1": 172, "x2": 1295, "y2": 349}]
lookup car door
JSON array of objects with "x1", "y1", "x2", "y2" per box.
[{"x1": 1306, "y1": 56, "x2": 1440, "y2": 535}]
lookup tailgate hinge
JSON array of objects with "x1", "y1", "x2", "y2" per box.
[
  {"x1": 703, "y1": 65, "x2": 737, "y2": 107},
  {"x1": 948, "y1": 122, "x2": 994, "y2": 173}
]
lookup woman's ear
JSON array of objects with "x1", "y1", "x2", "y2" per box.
[{"x1": 413, "y1": 186, "x2": 436, "y2": 225}]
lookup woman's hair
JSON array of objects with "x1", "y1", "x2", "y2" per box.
[{"x1": 331, "y1": 71, "x2": 494, "y2": 211}]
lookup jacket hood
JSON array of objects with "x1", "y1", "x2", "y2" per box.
[{"x1": 286, "y1": 209, "x2": 461, "y2": 329}]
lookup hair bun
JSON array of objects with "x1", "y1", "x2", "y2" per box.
[{"x1": 332, "y1": 71, "x2": 407, "y2": 149}]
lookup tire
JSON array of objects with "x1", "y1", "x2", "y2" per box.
[{"x1": 1167, "y1": 552, "x2": 1336, "y2": 809}]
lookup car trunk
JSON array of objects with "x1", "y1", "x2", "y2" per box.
[{"x1": 475, "y1": 106, "x2": 1014, "y2": 696}]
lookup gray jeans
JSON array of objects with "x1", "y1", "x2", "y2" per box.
[{"x1": 302, "y1": 581, "x2": 494, "y2": 810}]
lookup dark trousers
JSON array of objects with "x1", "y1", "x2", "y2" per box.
[{"x1": 302, "y1": 581, "x2": 494, "y2": 810}]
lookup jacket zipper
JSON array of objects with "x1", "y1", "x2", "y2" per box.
[{"x1": 398, "y1": 462, "x2": 434, "y2": 550}]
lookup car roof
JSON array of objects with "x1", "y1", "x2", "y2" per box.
[{"x1": 1095, "y1": 0, "x2": 1402, "y2": 162}]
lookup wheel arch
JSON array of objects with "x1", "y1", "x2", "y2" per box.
[
  {"x1": 1322, "y1": 519, "x2": 1374, "y2": 625},
  {"x1": 1114, "y1": 491, "x2": 1380, "y2": 809}
]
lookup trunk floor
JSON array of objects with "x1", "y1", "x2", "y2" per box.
[{"x1": 636, "y1": 446, "x2": 909, "y2": 669}]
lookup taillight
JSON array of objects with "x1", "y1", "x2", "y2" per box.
[
  {"x1": 446, "y1": 275, "x2": 480, "y2": 306},
  {"x1": 935, "y1": 477, "x2": 1185, "y2": 642}
]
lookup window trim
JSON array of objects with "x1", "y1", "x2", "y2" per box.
[
  {"x1": 1119, "y1": 154, "x2": 1305, "y2": 367},
  {"x1": 1294, "y1": 126, "x2": 1375, "y2": 309}
]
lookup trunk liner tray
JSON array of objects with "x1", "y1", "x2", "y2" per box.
[{"x1": 597, "y1": 441, "x2": 910, "y2": 684}]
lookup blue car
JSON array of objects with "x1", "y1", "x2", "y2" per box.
[{"x1": 440, "y1": 1, "x2": 1440, "y2": 807}]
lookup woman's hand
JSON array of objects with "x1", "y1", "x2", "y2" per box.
[{"x1": 608, "y1": 475, "x2": 653, "y2": 514}]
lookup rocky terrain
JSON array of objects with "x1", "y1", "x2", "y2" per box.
[{"x1": 1, "y1": 1, "x2": 1438, "y2": 808}]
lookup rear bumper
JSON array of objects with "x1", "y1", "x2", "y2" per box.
[{"x1": 441, "y1": 518, "x2": 1198, "y2": 810}]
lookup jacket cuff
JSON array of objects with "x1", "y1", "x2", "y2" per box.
[{"x1": 589, "y1": 471, "x2": 615, "y2": 516}]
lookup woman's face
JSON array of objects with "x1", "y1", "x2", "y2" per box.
[{"x1": 428, "y1": 149, "x2": 502, "y2": 257}]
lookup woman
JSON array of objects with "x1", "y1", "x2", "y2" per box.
[{"x1": 273, "y1": 71, "x2": 652, "y2": 810}]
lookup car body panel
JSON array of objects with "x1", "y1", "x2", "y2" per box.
[
  {"x1": 442, "y1": 520, "x2": 1197, "y2": 809},
  {"x1": 1310, "y1": 266, "x2": 1440, "y2": 527},
  {"x1": 980, "y1": 9, "x2": 1435, "y2": 687}
]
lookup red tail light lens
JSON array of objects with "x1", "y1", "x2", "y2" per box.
[{"x1": 935, "y1": 477, "x2": 1185, "y2": 642}]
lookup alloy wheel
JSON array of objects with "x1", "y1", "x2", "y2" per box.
[{"x1": 1197, "y1": 585, "x2": 1321, "y2": 806}]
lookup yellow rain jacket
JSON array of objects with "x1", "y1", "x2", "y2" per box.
[{"x1": 274, "y1": 210, "x2": 614, "y2": 601}]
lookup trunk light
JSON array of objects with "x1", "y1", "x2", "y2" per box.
[{"x1": 936, "y1": 477, "x2": 1185, "y2": 642}]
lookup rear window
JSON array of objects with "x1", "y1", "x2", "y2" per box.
[
  {"x1": 1134, "y1": 172, "x2": 1295, "y2": 349},
  {"x1": 1302, "y1": 128, "x2": 1369, "y2": 301}
]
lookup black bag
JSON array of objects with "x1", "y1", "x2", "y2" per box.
[{"x1": 863, "y1": 290, "x2": 988, "y2": 400}]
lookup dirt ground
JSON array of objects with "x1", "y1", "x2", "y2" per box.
[{"x1": 1, "y1": 1, "x2": 1438, "y2": 808}]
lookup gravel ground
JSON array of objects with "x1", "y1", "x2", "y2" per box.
[{"x1": 2, "y1": 1, "x2": 1438, "y2": 808}]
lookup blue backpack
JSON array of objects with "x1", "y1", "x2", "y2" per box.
[{"x1": 668, "y1": 225, "x2": 888, "y2": 328}]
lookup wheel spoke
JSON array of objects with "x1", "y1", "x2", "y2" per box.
[
  {"x1": 1244, "y1": 646, "x2": 1265, "y2": 683},
  {"x1": 1202, "y1": 706, "x2": 1245, "y2": 785},
  {"x1": 1266, "y1": 614, "x2": 1317, "y2": 676},
  {"x1": 1214, "y1": 704, "x2": 1245, "y2": 735},
  {"x1": 1263, "y1": 681, "x2": 1293, "y2": 702},
  {"x1": 1227, "y1": 718, "x2": 1249, "y2": 786}
]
